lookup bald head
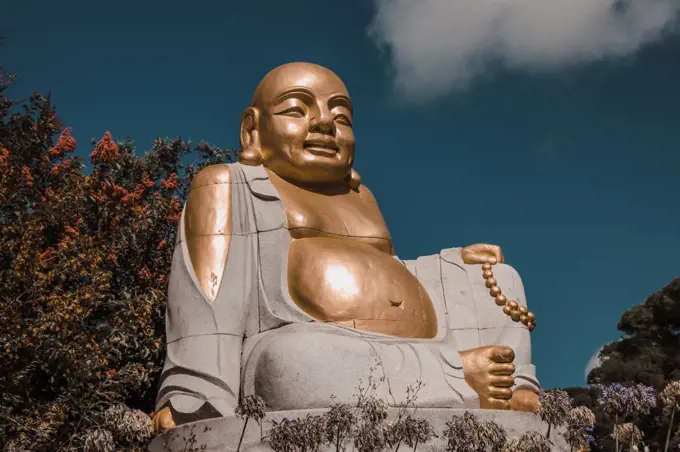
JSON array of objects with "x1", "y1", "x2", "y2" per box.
[
  {"x1": 240, "y1": 61, "x2": 356, "y2": 186},
  {"x1": 251, "y1": 62, "x2": 350, "y2": 110}
]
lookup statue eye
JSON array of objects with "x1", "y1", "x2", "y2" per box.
[
  {"x1": 276, "y1": 106, "x2": 306, "y2": 118},
  {"x1": 334, "y1": 114, "x2": 352, "y2": 126}
]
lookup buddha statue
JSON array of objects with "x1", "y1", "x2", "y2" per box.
[{"x1": 152, "y1": 62, "x2": 541, "y2": 433}]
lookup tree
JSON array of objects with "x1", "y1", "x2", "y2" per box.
[
  {"x1": 0, "y1": 72, "x2": 237, "y2": 450},
  {"x1": 563, "y1": 277, "x2": 680, "y2": 451},
  {"x1": 590, "y1": 278, "x2": 680, "y2": 387}
]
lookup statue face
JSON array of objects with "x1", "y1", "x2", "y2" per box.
[{"x1": 244, "y1": 63, "x2": 355, "y2": 185}]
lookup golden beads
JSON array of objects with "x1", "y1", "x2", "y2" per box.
[{"x1": 479, "y1": 261, "x2": 536, "y2": 332}]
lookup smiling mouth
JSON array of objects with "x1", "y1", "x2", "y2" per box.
[{"x1": 303, "y1": 138, "x2": 339, "y2": 157}]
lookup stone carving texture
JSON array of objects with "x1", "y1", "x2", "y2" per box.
[{"x1": 153, "y1": 63, "x2": 543, "y2": 440}]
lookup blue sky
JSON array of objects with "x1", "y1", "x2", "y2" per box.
[{"x1": 2, "y1": 0, "x2": 679, "y2": 390}]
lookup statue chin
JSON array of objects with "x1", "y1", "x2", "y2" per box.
[{"x1": 259, "y1": 153, "x2": 351, "y2": 187}]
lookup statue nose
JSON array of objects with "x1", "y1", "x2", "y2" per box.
[{"x1": 309, "y1": 114, "x2": 335, "y2": 135}]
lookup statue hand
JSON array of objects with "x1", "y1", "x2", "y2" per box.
[
  {"x1": 152, "y1": 406, "x2": 176, "y2": 434},
  {"x1": 460, "y1": 346, "x2": 515, "y2": 410},
  {"x1": 510, "y1": 388, "x2": 540, "y2": 412},
  {"x1": 461, "y1": 243, "x2": 504, "y2": 265}
]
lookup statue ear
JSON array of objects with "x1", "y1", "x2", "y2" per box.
[
  {"x1": 346, "y1": 168, "x2": 361, "y2": 190},
  {"x1": 239, "y1": 107, "x2": 263, "y2": 166}
]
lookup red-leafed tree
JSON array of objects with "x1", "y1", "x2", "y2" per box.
[{"x1": 0, "y1": 67, "x2": 236, "y2": 450}]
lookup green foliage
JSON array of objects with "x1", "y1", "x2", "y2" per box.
[
  {"x1": 0, "y1": 77, "x2": 236, "y2": 450},
  {"x1": 563, "y1": 277, "x2": 680, "y2": 451}
]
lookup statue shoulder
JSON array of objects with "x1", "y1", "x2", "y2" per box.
[
  {"x1": 185, "y1": 164, "x2": 237, "y2": 239},
  {"x1": 357, "y1": 184, "x2": 379, "y2": 207},
  {"x1": 183, "y1": 164, "x2": 240, "y2": 303},
  {"x1": 189, "y1": 163, "x2": 235, "y2": 192}
]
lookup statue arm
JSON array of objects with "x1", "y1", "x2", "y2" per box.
[
  {"x1": 155, "y1": 164, "x2": 258, "y2": 428},
  {"x1": 458, "y1": 250, "x2": 541, "y2": 410},
  {"x1": 485, "y1": 262, "x2": 540, "y2": 392},
  {"x1": 398, "y1": 246, "x2": 540, "y2": 411},
  {"x1": 486, "y1": 262, "x2": 541, "y2": 411}
]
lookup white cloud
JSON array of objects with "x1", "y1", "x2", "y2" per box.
[
  {"x1": 369, "y1": 0, "x2": 680, "y2": 99},
  {"x1": 584, "y1": 345, "x2": 605, "y2": 383}
]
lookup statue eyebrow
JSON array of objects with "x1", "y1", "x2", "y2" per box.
[
  {"x1": 329, "y1": 94, "x2": 353, "y2": 115},
  {"x1": 275, "y1": 87, "x2": 315, "y2": 103}
]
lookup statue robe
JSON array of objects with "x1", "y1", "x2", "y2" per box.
[{"x1": 155, "y1": 163, "x2": 540, "y2": 420}]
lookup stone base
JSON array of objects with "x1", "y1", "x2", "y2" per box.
[{"x1": 150, "y1": 408, "x2": 569, "y2": 451}]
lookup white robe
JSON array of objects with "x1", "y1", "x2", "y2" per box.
[{"x1": 156, "y1": 163, "x2": 540, "y2": 419}]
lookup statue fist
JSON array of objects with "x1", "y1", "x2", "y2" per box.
[
  {"x1": 510, "y1": 388, "x2": 540, "y2": 412},
  {"x1": 460, "y1": 346, "x2": 515, "y2": 410},
  {"x1": 152, "y1": 406, "x2": 176, "y2": 434},
  {"x1": 461, "y1": 243, "x2": 505, "y2": 265}
]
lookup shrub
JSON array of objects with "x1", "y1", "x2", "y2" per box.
[{"x1": 0, "y1": 76, "x2": 236, "y2": 450}]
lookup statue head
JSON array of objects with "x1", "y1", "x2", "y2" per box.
[{"x1": 239, "y1": 62, "x2": 357, "y2": 187}]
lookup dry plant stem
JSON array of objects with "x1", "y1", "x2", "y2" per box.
[
  {"x1": 615, "y1": 414, "x2": 619, "y2": 452},
  {"x1": 664, "y1": 404, "x2": 677, "y2": 452},
  {"x1": 335, "y1": 425, "x2": 341, "y2": 452},
  {"x1": 237, "y1": 417, "x2": 249, "y2": 452}
]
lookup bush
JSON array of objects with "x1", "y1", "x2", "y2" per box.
[{"x1": 0, "y1": 75, "x2": 236, "y2": 450}]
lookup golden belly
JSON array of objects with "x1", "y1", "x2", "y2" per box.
[{"x1": 287, "y1": 237, "x2": 438, "y2": 339}]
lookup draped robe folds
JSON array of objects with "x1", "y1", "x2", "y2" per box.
[{"x1": 155, "y1": 163, "x2": 540, "y2": 421}]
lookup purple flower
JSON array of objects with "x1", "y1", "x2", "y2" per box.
[
  {"x1": 235, "y1": 394, "x2": 267, "y2": 423},
  {"x1": 537, "y1": 389, "x2": 572, "y2": 431},
  {"x1": 629, "y1": 384, "x2": 656, "y2": 416},
  {"x1": 563, "y1": 424, "x2": 595, "y2": 450},
  {"x1": 443, "y1": 411, "x2": 486, "y2": 451},
  {"x1": 598, "y1": 383, "x2": 633, "y2": 418},
  {"x1": 502, "y1": 431, "x2": 552, "y2": 452},
  {"x1": 597, "y1": 383, "x2": 657, "y2": 419},
  {"x1": 661, "y1": 380, "x2": 680, "y2": 415},
  {"x1": 611, "y1": 422, "x2": 644, "y2": 446}
]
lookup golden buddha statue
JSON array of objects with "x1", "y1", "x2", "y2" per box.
[{"x1": 153, "y1": 62, "x2": 540, "y2": 433}]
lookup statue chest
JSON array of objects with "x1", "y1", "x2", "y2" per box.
[{"x1": 267, "y1": 175, "x2": 437, "y2": 339}]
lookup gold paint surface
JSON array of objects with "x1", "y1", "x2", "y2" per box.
[
  {"x1": 237, "y1": 63, "x2": 438, "y2": 338},
  {"x1": 185, "y1": 184, "x2": 232, "y2": 237},
  {"x1": 152, "y1": 407, "x2": 175, "y2": 433},
  {"x1": 510, "y1": 388, "x2": 540, "y2": 412},
  {"x1": 287, "y1": 227, "x2": 392, "y2": 253},
  {"x1": 460, "y1": 346, "x2": 516, "y2": 410},
  {"x1": 268, "y1": 169, "x2": 392, "y2": 252},
  {"x1": 478, "y1": 262, "x2": 537, "y2": 331},
  {"x1": 190, "y1": 163, "x2": 232, "y2": 190},
  {"x1": 461, "y1": 243, "x2": 505, "y2": 264},
  {"x1": 239, "y1": 62, "x2": 356, "y2": 186},
  {"x1": 238, "y1": 62, "x2": 439, "y2": 339},
  {"x1": 184, "y1": 165, "x2": 232, "y2": 303},
  {"x1": 288, "y1": 237, "x2": 437, "y2": 339}
]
